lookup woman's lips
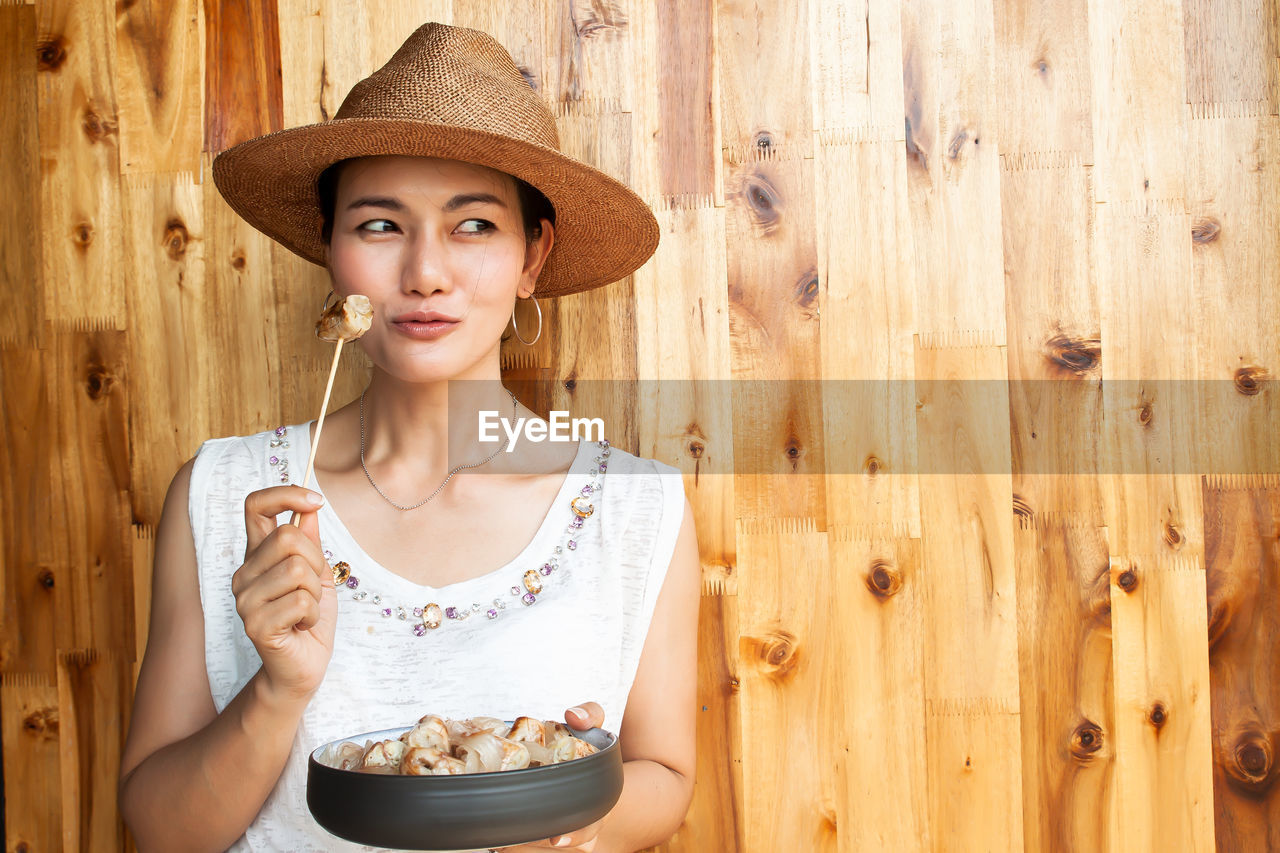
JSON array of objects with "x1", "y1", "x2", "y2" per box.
[{"x1": 392, "y1": 318, "x2": 459, "y2": 340}]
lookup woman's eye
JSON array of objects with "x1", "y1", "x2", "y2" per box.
[
  {"x1": 359, "y1": 219, "x2": 397, "y2": 233},
  {"x1": 456, "y1": 218, "x2": 495, "y2": 234}
]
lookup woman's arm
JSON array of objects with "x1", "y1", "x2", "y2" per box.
[
  {"x1": 511, "y1": 495, "x2": 702, "y2": 853},
  {"x1": 119, "y1": 460, "x2": 336, "y2": 851}
]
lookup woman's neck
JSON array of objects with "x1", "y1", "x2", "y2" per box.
[{"x1": 359, "y1": 370, "x2": 518, "y2": 476}]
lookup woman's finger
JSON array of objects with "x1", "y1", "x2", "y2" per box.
[
  {"x1": 232, "y1": 522, "x2": 328, "y2": 597},
  {"x1": 242, "y1": 588, "x2": 319, "y2": 646},
  {"x1": 564, "y1": 702, "x2": 605, "y2": 730},
  {"x1": 235, "y1": 555, "x2": 324, "y2": 617},
  {"x1": 243, "y1": 486, "x2": 325, "y2": 554}
]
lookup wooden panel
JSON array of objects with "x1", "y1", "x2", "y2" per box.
[
  {"x1": 36, "y1": 0, "x2": 126, "y2": 327},
  {"x1": 816, "y1": 137, "x2": 919, "y2": 535},
  {"x1": 49, "y1": 329, "x2": 134, "y2": 656},
  {"x1": 203, "y1": 0, "x2": 283, "y2": 151},
  {"x1": 1, "y1": 673, "x2": 61, "y2": 853},
  {"x1": 1183, "y1": 0, "x2": 1278, "y2": 112},
  {"x1": 809, "y1": 0, "x2": 906, "y2": 132},
  {"x1": 0, "y1": 4, "x2": 42, "y2": 348},
  {"x1": 1014, "y1": 514, "x2": 1116, "y2": 851},
  {"x1": 114, "y1": 0, "x2": 203, "y2": 174},
  {"x1": 0, "y1": 347, "x2": 60, "y2": 676},
  {"x1": 829, "y1": 530, "x2": 929, "y2": 851},
  {"x1": 736, "y1": 518, "x2": 839, "y2": 850},
  {"x1": 1109, "y1": 555, "x2": 1216, "y2": 852},
  {"x1": 716, "y1": 0, "x2": 813, "y2": 156},
  {"x1": 57, "y1": 650, "x2": 128, "y2": 852},
  {"x1": 1187, "y1": 114, "x2": 1280, "y2": 477},
  {"x1": 992, "y1": 0, "x2": 1093, "y2": 157},
  {"x1": 119, "y1": 171, "x2": 208, "y2": 524},
  {"x1": 900, "y1": 0, "x2": 1006, "y2": 337},
  {"x1": 914, "y1": 338, "x2": 1023, "y2": 849},
  {"x1": 1086, "y1": 0, "x2": 1188, "y2": 203},
  {"x1": 1203, "y1": 476, "x2": 1280, "y2": 850}
]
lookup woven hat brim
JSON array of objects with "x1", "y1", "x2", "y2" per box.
[{"x1": 211, "y1": 118, "x2": 659, "y2": 298}]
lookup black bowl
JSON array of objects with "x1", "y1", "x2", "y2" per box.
[{"x1": 307, "y1": 725, "x2": 623, "y2": 851}]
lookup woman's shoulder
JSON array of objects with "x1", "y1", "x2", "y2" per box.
[
  {"x1": 593, "y1": 441, "x2": 686, "y2": 538},
  {"x1": 190, "y1": 422, "x2": 305, "y2": 488}
]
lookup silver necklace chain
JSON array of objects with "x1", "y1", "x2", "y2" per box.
[{"x1": 358, "y1": 388, "x2": 517, "y2": 511}]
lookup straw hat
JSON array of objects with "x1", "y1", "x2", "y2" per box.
[{"x1": 211, "y1": 22, "x2": 658, "y2": 297}]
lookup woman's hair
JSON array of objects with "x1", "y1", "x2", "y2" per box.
[{"x1": 317, "y1": 157, "x2": 556, "y2": 246}]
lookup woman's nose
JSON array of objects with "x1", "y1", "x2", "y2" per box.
[{"x1": 401, "y1": 230, "x2": 451, "y2": 295}]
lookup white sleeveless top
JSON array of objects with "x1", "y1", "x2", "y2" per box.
[{"x1": 188, "y1": 422, "x2": 685, "y2": 852}]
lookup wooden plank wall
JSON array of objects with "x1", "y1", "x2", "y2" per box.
[{"x1": 1, "y1": 0, "x2": 1277, "y2": 849}]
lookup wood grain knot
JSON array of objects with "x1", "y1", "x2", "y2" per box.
[
  {"x1": 1148, "y1": 702, "x2": 1168, "y2": 731},
  {"x1": 1115, "y1": 566, "x2": 1139, "y2": 593},
  {"x1": 741, "y1": 169, "x2": 782, "y2": 236},
  {"x1": 81, "y1": 108, "x2": 117, "y2": 143},
  {"x1": 1162, "y1": 520, "x2": 1183, "y2": 549},
  {"x1": 947, "y1": 128, "x2": 970, "y2": 160},
  {"x1": 727, "y1": 675, "x2": 741, "y2": 693},
  {"x1": 1226, "y1": 733, "x2": 1274, "y2": 791},
  {"x1": 1012, "y1": 493, "x2": 1034, "y2": 524},
  {"x1": 1069, "y1": 720, "x2": 1104, "y2": 762},
  {"x1": 1233, "y1": 364, "x2": 1269, "y2": 396},
  {"x1": 784, "y1": 437, "x2": 803, "y2": 466},
  {"x1": 754, "y1": 130, "x2": 774, "y2": 156},
  {"x1": 37, "y1": 568, "x2": 55, "y2": 590},
  {"x1": 516, "y1": 66, "x2": 538, "y2": 91},
  {"x1": 86, "y1": 363, "x2": 115, "y2": 400},
  {"x1": 863, "y1": 455, "x2": 882, "y2": 477},
  {"x1": 571, "y1": 0, "x2": 628, "y2": 37},
  {"x1": 1034, "y1": 58, "x2": 1049, "y2": 77},
  {"x1": 21, "y1": 706, "x2": 58, "y2": 739},
  {"x1": 1191, "y1": 217, "x2": 1221, "y2": 244},
  {"x1": 743, "y1": 631, "x2": 801, "y2": 681},
  {"x1": 72, "y1": 222, "x2": 94, "y2": 249},
  {"x1": 686, "y1": 439, "x2": 705, "y2": 459},
  {"x1": 36, "y1": 35, "x2": 67, "y2": 71},
  {"x1": 164, "y1": 218, "x2": 190, "y2": 260},
  {"x1": 230, "y1": 250, "x2": 246, "y2": 271},
  {"x1": 794, "y1": 267, "x2": 819, "y2": 309},
  {"x1": 563, "y1": 378, "x2": 576, "y2": 392},
  {"x1": 1137, "y1": 400, "x2": 1154, "y2": 427},
  {"x1": 864, "y1": 558, "x2": 902, "y2": 599},
  {"x1": 1045, "y1": 333, "x2": 1101, "y2": 374}
]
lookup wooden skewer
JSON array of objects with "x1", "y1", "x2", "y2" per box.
[{"x1": 291, "y1": 336, "x2": 346, "y2": 527}]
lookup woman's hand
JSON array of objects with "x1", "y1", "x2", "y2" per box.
[
  {"x1": 497, "y1": 703, "x2": 607, "y2": 852},
  {"x1": 231, "y1": 486, "x2": 338, "y2": 704}
]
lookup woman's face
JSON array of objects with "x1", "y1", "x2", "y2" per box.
[{"x1": 325, "y1": 155, "x2": 552, "y2": 383}]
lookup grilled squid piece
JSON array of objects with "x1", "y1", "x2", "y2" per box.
[
  {"x1": 456, "y1": 733, "x2": 531, "y2": 773},
  {"x1": 548, "y1": 733, "x2": 598, "y2": 763},
  {"x1": 506, "y1": 716, "x2": 547, "y2": 746},
  {"x1": 403, "y1": 746, "x2": 466, "y2": 776},
  {"x1": 403, "y1": 714, "x2": 450, "y2": 751},
  {"x1": 332, "y1": 740, "x2": 369, "y2": 771},
  {"x1": 315, "y1": 294, "x2": 373, "y2": 342},
  {"x1": 361, "y1": 738, "x2": 408, "y2": 773},
  {"x1": 446, "y1": 716, "x2": 507, "y2": 741}
]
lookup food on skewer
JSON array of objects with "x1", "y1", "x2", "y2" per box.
[
  {"x1": 316, "y1": 294, "x2": 373, "y2": 342},
  {"x1": 292, "y1": 294, "x2": 373, "y2": 529}
]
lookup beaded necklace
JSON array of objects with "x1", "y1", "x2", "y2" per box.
[{"x1": 267, "y1": 425, "x2": 611, "y2": 636}]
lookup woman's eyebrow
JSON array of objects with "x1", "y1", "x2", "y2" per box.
[
  {"x1": 441, "y1": 192, "x2": 508, "y2": 211},
  {"x1": 344, "y1": 193, "x2": 508, "y2": 213}
]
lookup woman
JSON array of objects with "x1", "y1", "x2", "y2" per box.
[{"x1": 119, "y1": 23, "x2": 699, "y2": 853}]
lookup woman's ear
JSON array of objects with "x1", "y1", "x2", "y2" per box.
[{"x1": 518, "y1": 218, "x2": 555, "y2": 298}]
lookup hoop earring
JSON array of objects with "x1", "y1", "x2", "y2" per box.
[
  {"x1": 512, "y1": 297, "x2": 542, "y2": 346},
  {"x1": 321, "y1": 289, "x2": 335, "y2": 313}
]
